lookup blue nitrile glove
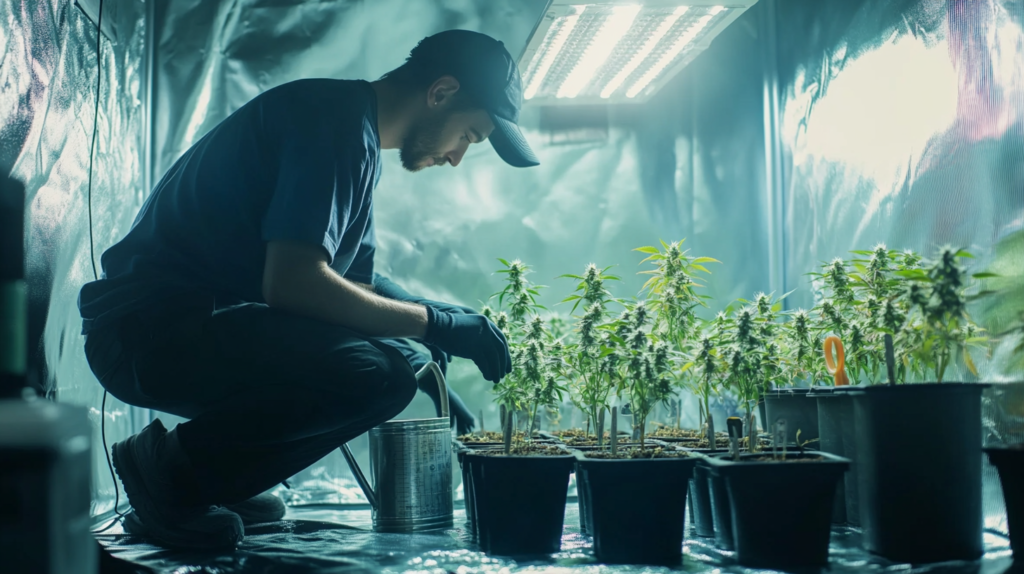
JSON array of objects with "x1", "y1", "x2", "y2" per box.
[
  {"x1": 377, "y1": 338, "x2": 476, "y2": 435},
  {"x1": 372, "y1": 273, "x2": 477, "y2": 316},
  {"x1": 423, "y1": 306, "x2": 511, "y2": 384}
]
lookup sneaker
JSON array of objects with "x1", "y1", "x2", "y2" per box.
[
  {"x1": 111, "y1": 419, "x2": 244, "y2": 550},
  {"x1": 225, "y1": 492, "x2": 287, "y2": 525}
]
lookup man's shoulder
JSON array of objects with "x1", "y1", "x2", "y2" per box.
[
  {"x1": 259, "y1": 79, "x2": 373, "y2": 112},
  {"x1": 257, "y1": 79, "x2": 377, "y2": 149}
]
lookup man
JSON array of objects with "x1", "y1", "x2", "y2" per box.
[{"x1": 79, "y1": 30, "x2": 537, "y2": 550}]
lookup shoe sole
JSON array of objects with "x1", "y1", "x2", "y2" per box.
[{"x1": 112, "y1": 436, "x2": 243, "y2": 550}]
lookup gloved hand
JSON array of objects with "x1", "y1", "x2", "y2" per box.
[
  {"x1": 423, "y1": 306, "x2": 511, "y2": 384},
  {"x1": 372, "y1": 273, "x2": 478, "y2": 316},
  {"x1": 376, "y1": 338, "x2": 476, "y2": 435}
]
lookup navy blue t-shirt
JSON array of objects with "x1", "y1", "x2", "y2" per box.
[{"x1": 79, "y1": 79, "x2": 381, "y2": 334}]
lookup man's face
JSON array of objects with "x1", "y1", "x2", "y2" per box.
[{"x1": 400, "y1": 106, "x2": 495, "y2": 172}]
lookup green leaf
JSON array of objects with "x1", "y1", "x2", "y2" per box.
[
  {"x1": 954, "y1": 250, "x2": 975, "y2": 259},
  {"x1": 634, "y1": 246, "x2": 660, "y2": 254},
  {"x1": 691, "y1": 264, "x2": 710, "y2": 273},
  {"x1": 690, "y1": 257, "x2": 721, "y2": 265},
  {"x1": 896, "y1": 269, "x2": 928, "y2": 280},
  {"x1": 972, "y1": 272, "x2": 999, "y2": 279},
  {"x1": 497, "y1": 258, "x2": 511, "y2": 266}
]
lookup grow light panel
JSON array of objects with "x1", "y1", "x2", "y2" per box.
[{"x1": 519, "y1": 0, "x2": 758, "y2": 105}]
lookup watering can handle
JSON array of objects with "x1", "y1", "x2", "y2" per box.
[
  {"x1": 417, "y1": 362, "x2": 450, "y2": 421},
  {"x1": 339, "y1": 362, "x2": 448, "y2": 511}
]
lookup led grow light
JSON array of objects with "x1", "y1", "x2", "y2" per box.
[{"x1": 519, "y1": 0, "x2": 758, "y2": 105}]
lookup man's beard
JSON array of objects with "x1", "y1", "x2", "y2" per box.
[{"x1": 399, "y1": 112, "x2": 449, "y2": 172}]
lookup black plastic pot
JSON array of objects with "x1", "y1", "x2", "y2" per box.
[
  {"x1": 574, "y1": 450, "x2": 698, "y2": 564},
  {"x1": 689, "y1": 462, "x2": 716, "y2": 538},
  {"x1": 811, "y1": 386, "x2": 859, "y2": 525},
  {"x1": 707, "y1": 463, "x2": 734, "y2": 550},
  {"x1": 852, "y1": 383, "x2": 986, "y2": 563},
  {"x1": 705, "y1": 451, "x2": 849, "y2": 569},
  {"x1": 764, "y1": 388, "x2": 819, "y2": 443},
  {"x1": 464, "y1": 450, "x2": 574, "y2": 556},
  {"x1": 985, "y1": 446, "x2": 1023, "y2": 557}
]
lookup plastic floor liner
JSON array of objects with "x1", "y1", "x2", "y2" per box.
[{"x1": 95, "y1": 502, "x2": 1014, "y2": 573}]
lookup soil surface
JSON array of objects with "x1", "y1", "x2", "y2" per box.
[
  {"x1": 650, "y1": 428, "x2": 726, "y2": 439},
  {"x1": 556, "y1": 431, "x2": 631, "y2": 446},
  {"x1": 749, "y1": 455, "x2": 826, "y2": 463},
  {"x1": 477, "y1": 443, "x2": 569, "y2": 457},
  {"x1": 584, "y1": 447, "x2": 692, "y2": 460},
  {"x1": 457, "y1": 431, "x2": 530, "y2": 444}
]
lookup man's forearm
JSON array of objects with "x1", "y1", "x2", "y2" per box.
[{"x1": 262, "y1": 242, "x2": 428, "y2": 338}]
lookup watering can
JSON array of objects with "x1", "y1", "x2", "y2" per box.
[{"x1": 340, "y1": 362, "x2": 454, "y2": 533}]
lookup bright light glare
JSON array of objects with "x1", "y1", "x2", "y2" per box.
[
  {"x1": 524, "y1": 9, "x2": 582, "y2": 100},
  {"x1": 600, "y1": 7, "x2": 689, "y2": 98},
  {"x1": 556, "y1": 5, "x2": 642, "y2": 99},
  {"x1": 625, "y1": 6, "x2": 725, "y2": 98}
]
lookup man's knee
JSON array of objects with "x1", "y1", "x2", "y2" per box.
[{"x1": 372, "y1": 342, "x2": 418, "y2": 419}]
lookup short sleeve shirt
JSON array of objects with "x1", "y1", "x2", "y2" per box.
[{"x1": 78, "y1": 79, "x2": 381, "y2": 334}]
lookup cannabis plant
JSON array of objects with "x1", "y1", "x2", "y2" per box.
[
  {"x1": 486, "y1": 259, "x2": 563, "y2": 433},
  {"x1": 559, "y1": 264, "x2": 620, "y2": 436},
  {"x1": 636, "y1": 240, "x2": 718, "y2": 434},
  {"x1": 898, "y1": 247, "x2": 986, "y2": 383},
  {"x1": 720, "y1": 306, "x2": 763, "y2": 422},
  {"x1": 608, "y1": 301, "x2": 675, "y2": 449},
  {"x1": 976, "y1": 229, "x2": 1024, "y2": 373}
]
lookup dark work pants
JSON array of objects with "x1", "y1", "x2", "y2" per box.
[{"x1": 84, "y1": 301, "x2": 419, "y2": 506}]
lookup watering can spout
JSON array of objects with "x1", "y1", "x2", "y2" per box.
[{"x1": 340, "y1": 362, "x2": 450, "y2": 513}]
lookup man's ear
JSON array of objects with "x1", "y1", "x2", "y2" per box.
[{"x1": 426, "y1": 75, "x2": 461, "y2": 109}]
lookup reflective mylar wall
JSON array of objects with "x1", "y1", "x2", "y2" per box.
[
  {"x1": 150, "y1": 0, "x2": 771, "y2": 501},
  {"x1": 2, "y1": 0, "x2": 149, "y2": 515}
]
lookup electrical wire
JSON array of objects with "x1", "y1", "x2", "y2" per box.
[{"x1": 83, "y1": 0, "x2": 131, "y2": 534}]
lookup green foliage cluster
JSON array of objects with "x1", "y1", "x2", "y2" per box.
[{"x1": 482, "y1": 242, "x2": 992, "y2": 442}]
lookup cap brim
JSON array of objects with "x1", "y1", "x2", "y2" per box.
[{"x1": 488, "y1": 114, "x2": 539, "y2": 168}]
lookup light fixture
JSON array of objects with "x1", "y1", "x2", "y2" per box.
[{"x1": 519, "y1": 0, "x2": 758, "y2": 105}]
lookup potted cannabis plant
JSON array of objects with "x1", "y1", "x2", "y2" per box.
[
  {"x1": 557, "y1": 263, "x2": 621, "y2": 447},
  {"x1": 572, "y1": 299, "x2": 699, "y2": 565},
  {"x1": 977, "y1": 229, "x2": 1024, "y2": 560},
  {"x1": 753, "y1": 291, "x2": 821, "y2": 445},
  {"x1": 808, "y1": 245, "x2": 912, "y2": 525},
  {"x1": 458, "y1": 259, "x2": 575, "y2": 556},
  {"x1": 634, "y1": 241, "x2": 724, "y2": 447},
  {"x1": 850, "y1": 246, "x2": 990, "y2": 563}
]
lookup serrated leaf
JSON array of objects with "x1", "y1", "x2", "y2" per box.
[
  {"x1": 634, "y1": 246, "x2": 660, "y2": 254},
  {"x1": 690, "y1": 257, "x2": 721, "y2": 265}
]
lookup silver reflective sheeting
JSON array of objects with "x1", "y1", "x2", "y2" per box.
[{"x1": 2, "y1": 0, "x2": 149, "y2": 516}]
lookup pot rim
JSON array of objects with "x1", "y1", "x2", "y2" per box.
[
  {"x1": 702, "y1": 450, "x2": 851, "y2": 470},
  {"x1": 847, "y1": 382, "x2": 991, "y2": 396},
  {"x1": 573, "y1": 449, "x2": 698, "y2": 464}
]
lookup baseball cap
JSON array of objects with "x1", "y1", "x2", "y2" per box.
[{"x1": 406, "y1": 30, "x2": 539, "y2": 168}]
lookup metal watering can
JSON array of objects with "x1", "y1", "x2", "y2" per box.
[{"x1": 340, "y1": 362, "x2": 454, "y2": 532}]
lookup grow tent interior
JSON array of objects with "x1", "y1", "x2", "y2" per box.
[{"x1": 3, "y1": 0, "x2": 1023, "y2": 571}]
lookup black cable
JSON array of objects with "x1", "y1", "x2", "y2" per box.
[{"x1": 83, "y1": 0, "x2": 130, "y2": 534}]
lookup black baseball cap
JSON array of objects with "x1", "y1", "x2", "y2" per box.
[{"x1": 407, "y1": 30, "x2": 539, "y2": 168}]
